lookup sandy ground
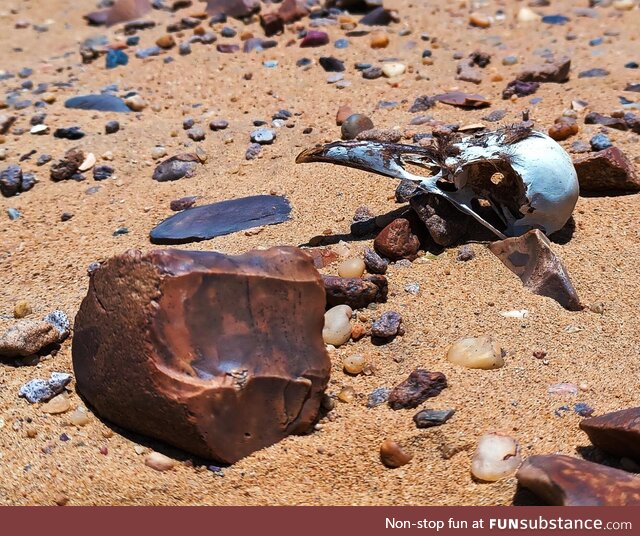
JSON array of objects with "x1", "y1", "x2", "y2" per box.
[{"x1": 1, "y1": 0, "x2": 639, "y2": 505}]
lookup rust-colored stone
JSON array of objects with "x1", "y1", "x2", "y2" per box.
[
  {"x1": 516, "y1": 56, "x2": 571, "y2": 83},
  {"x1": 72, "y1": 247, "x2": 330, "y2": 464},
  {"x1": 580, "y1": 407, "x2": 640, "y2": 462},
  {"x1": 277, "y1": 0, "x2": 308, "y2": 24},
  {"x1": 322, "y1": 274, "x2": 388, "y2": 309},
  {"x1": 573, "y1": 147, "x2": 640, "y2": 192},
  {"x1": 305, "y1": 248, "x2": 339, "y2": 268},
  {"x1": 488, "y1": 229, "x2": 582, "y2": 311},
  {"x1": 516, "y1": 455, "x2": 640, "y2": 506},
  {"x1": 374, "y1": 218, "x2": 420, "y2": 261},
  {"x1": 380, "y1": 439, "x2": 413, "y2": 468},
  {"x1": 388, "y1": 370, "x2": 447, "y2": 410},
  {"x1": 85, "y1": 0, "x2": 151, "y2": 27}
]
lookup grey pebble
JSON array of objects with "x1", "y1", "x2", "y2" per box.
[{"x1": 19, "y1": 372, "x2": 72, "y2": 403}]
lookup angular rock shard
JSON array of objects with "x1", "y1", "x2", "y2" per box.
[
  {"x1": 580, "y1": 407, "x2": 640, "y2": 462},
  {"x1": 72, "y1": 247, "x2": 330, "y2": 463},
  {"x1": 388, "y1": 370, "x2": 447, "y2": 410},
  {"x1": 433, "y1": 91, "x2": 491, "y2": 108},
  {"x1": 488, "y1": 229, "x2": 582, "y2": 311},
  {"x1": 516, "y1": 455, "x2": 640, "y2": 506},
  {"x1": 516, "y1": 56, "x2": 571, "y2": 83},
  {"x1": 573, "y1": 147, "x2": 640, "y2": 193},
  {"x1": 322, "y1": 274, "x2": 388, "y2": 309},
  {"x1": 150, "y1": 195, "x2": 291, "y2": 244}
]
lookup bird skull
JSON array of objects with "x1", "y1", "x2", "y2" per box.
[{"x1": 296, "y1": 128, "x2": 579, "y2": 239}]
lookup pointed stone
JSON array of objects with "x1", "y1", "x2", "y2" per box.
[
  {"x1": 488, "y1": 229, "x2": 582, "y2": 311},
  {"x1": 580, "y1": 407, "x2": 640, "y2": 462},
  {"x1": 516, "y1": 455, "x2": 640, "y2": 506}
]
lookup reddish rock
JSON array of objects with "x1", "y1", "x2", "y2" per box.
[
  {"x1": 204, "y1": 0, "x2": 260, "y2": 18},
  {"x1": 380, "y1": 439, "x2": 412, "y2": 468},
  {"x1": 260, "y1": 13, "x2": 284, "y2": 36},
  {"x1": 580, "y1": 407, "x2": 640, "y2": 462},
  {"x1": 548, "y1": 118, "x2": 578, "y2": 141},
  {"x1": 72, "y1": 247, "x2": 330, "y2": 463},
  {"x1": 410, "y1": 193, "x2": 471, "y2": 246},
  {"x1": 323, "y1": 274, "x2": 387, "y2": 309},
  {"x1": 516, "y1": 56, "x2": 571, "y2": 83},
  {"x1": 335, "y1": 105, "x2": 354, "y2": 126},
  {"x1": 305, "y1": 248, "x2": 339, "y2": 268},
  {"x1": 50, "y1": 148, "x2": 85, "y2": 182},
  {"x1": 516, "y1": 455, "x2": 640, "y2": 506},
  {"x1": 277, "y1": 0, "x2": 309, "y2": 24},
  {"x1": 584, "y1": 112, "x2": 628, "y2": 131},
  {"x1": 573, "y1": 147, "x2": 640, "y2": 192},
  {"x1": 433, "y1": 91, "x2": 491, "y2": 108},
  {"x1": 300, "y1": 31, "x2": 329, "y2": 48},
  {"x1": 374, "y1": 218, "x2": 420, "y2": 261},
  {"x1": 85, "y1": 0, "x2": 151, "y2": 27},
  {"x1": 489, "y1": 229, "x2": 582, "y2": 311},
  {"x1": 388, "y1": 370, "x2": 447, "y2": 410}
]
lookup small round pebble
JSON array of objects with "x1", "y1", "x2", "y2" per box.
[
  {"x1": 337, "y1": 258, "x2": 365, "y2": 278},
  {"x1": 471, "y1": 433, "x2": 521, "y2": 481},
  {"x1": 124, "y1": 95, "x2": 146, "y2": 112},
  {"x1": 343, "y1": 355, "x2": 365, "y2": 375},
  {"x1": 502, "y1": 55, "x2": 518, "y2": 66},
  {"x1": 380, "y1": 439, "x2": 413, "y2": 468},
  {"x1": 590, "y1": 133, "x2": 613, "y2": 151},
  {"x1": 337, "y1": 386, "x2": 355, "y2": 403},
  {"x1": 469, "y1": 12, "x2": 491, "y2": 28},
  {"x1": 187, "y1": 127, "x2": 205, "y2": 142},
  {"x1": 341, "y1": 114, "x2": 374, "y2": 140},
  {"x1": 370, "y1": 31, "x2": 389, "y2": 49},
  {"x1": 209, "y1": 119, "x2": 229, "y2": 131},
  {"x1": 323, "y1": 305, "x2": 353, "y2": 346},
  {"x1": 105, "y1": 120, "x2": 120, "y2": 134},
  {"x1": 381, "y1": 62, "x2": 406, "y2": 78},
  {"x1": 250, "y1": 128, "x2": 276, "y2": 145},
  {"x1": 151, "y1": 146, "x2": 167, "y2": 160},
  {"x1": 144, "y1": 451, "x2": 176, "y2": 472}
]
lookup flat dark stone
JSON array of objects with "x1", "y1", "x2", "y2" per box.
[
  {"x1": 150, "y1": 195, "x2": 291, "y2": 244},
  {"x1": 580, "y1": 407, "x2": 640, "y2": 462},
  {"x1": 64, "y1": 94, "x2": 130, "y2": 113},
  {"x1": 413, "y1": 408, "x2": 455, "y2": 428}
]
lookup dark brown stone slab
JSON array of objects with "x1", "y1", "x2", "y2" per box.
[
  {"x1": 516, "y1": 56, "x2": 571, "y2": 83},
  {"x1": 580, "y1": 407, "x2": 640, "y2": 462},
  {"x1": 516, "y1": 455, "x2": 640, "y2": 506},
  {"x1": 323, "y1": 274, "x2": 388, "y2": 309},
  {"x1": 72, "y1": 247, "x2": 330, "y2": 464},
  {"x1": 488, "y1": 229, "x2": 582, "y2": 311},
  {"x1": 573, "y1": 147, "x2": 640, "y2": 192}
]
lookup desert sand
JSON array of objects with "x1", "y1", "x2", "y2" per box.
[{"x1": 1, "y1": 0, "x2": 639, "y2": 505}]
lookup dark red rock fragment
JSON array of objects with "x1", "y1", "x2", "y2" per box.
[
  {"x1": 323, "y1": 274, "x2": 387, "y2": 309},
  {"x1": 374, "y1": 218, "x2": 420, "y2": 261},
  {"x1": 205, "y1": 0, "x2": 260, "y2": 18},
  {"x1": 502, "y1": 80, "x2": 539, "y2": 99},
  {"x1": 489, "y1": 230, "x2": 582, "y2": 311},
  {"x1": 85, "y1": 0, "x2": 151, "y2": 27},
  {"x1": 50, "y1": 148, "x2": 84, "y2": 182},
  {"x1": 170, "y1": 196, "x2": 197, "y2": 211},
  {"x1": 516, "y1": 455, "x2": 640, "y2": 506},
  {"x1": 260, "y1": 13, "x2": 284, "y2": 36},
  {"x1": 516, "y1": 56, "x2": 571, "y2": 83},
  {"x1": 433, "y1": 91, "x2": 490, "y2": 108},
  {"x1": 305, "y1": 248, "x2": 339, "y2": 268},
  {"x1": 388, "y1": 370, "x2": 447, "y2": 410},
  {"x1": 584, "y1": 112, "x2": 628, "y2": 131},
  {"x1": 410, "y1": 193, "x2": 471, "y2": 246},
  {"x1": 300, "y1": 31, "x2": 329, "y2": 48},
  {"x1": 72, "y1": 247, "x2": 330, "y2": 463},
  {"x1": 573, "y1": 147, "x2": 640, "y2": 192},
  {"x1": 277, "y1": 0, "x2": 309, "y2": 24},
  {"x1": 580, "y1": 407, "x2": 640, "y2": 462}
]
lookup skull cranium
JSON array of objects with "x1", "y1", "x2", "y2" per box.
[{"x1": 296, "y1": 127, "x2": 579, "y2": 239}]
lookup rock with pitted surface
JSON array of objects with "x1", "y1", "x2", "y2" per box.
[
  {"x1": 488, "y1": 229, "x2": 582, "y2": 311},
  {"x1": 0, "y1": 311, "x2": 70, "y2": 357},
  {"x1": 323, "y1": 274, "x2": 387, "y2": 309},
  {"x1": 374, "y1": 218, "x2": 420, "y2": 261},
  {"x1": 388, "y1": 370, "x2": 447, "y2": 410},
  {"x1": 573, "y1": 147, "x2": 640, "y2": 192},
  {"x1": 72, "y1": 247, "x2": 330, "y2": 463},
  {"x1": 516, "y1": 455, "x2": 640, "y2": 506},
  {"x1": 580, "y1": 407, "x2": 640, "y2": 462}
]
